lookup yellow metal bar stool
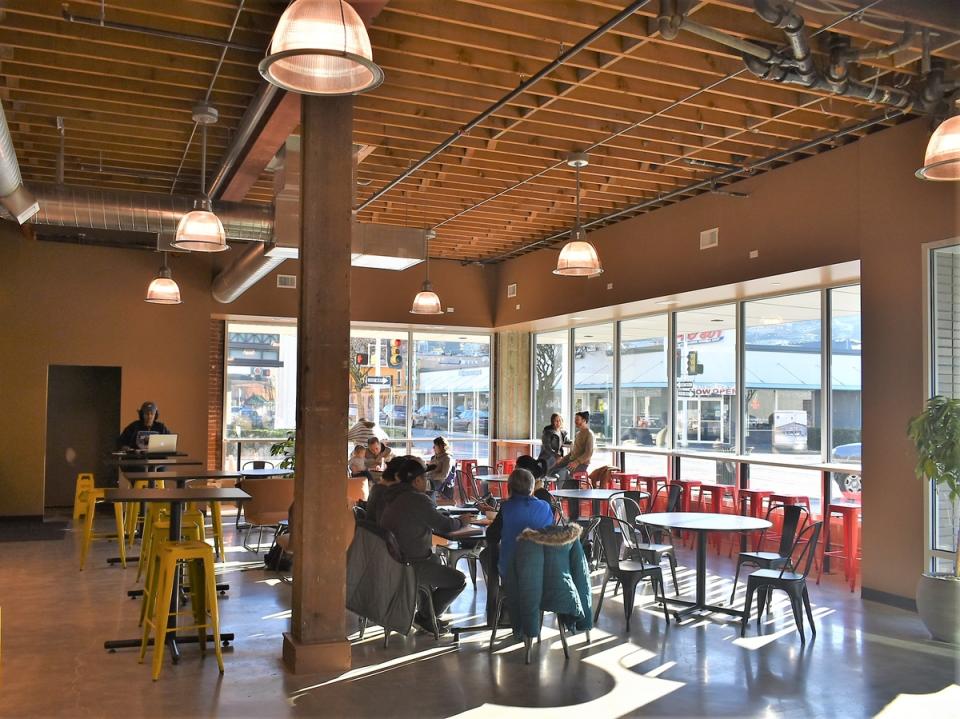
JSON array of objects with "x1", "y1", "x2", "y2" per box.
[
  {"x1": 72, "y1": 473, "x2": 96, "y2": 524},
  {"x1": 139, "y1": 539, "x2": 224, "y2": 681},
  {"x1": 79, "y1": 488, "x2": 127, "y2": 570},
  {"x1": 186, "y1": 479, "x2": 226, "y2": 561},
  {"x1": 123, "y1": 479, "x2": 150, "y2": 547},
  {"x1": 136, "y1": 501, "x2": 171, "y2": 583},
  {"x1": 139, "y1": 511, "x2": 205, "y2": 627}
]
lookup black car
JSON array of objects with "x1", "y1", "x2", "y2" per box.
[
  {"x1": 452, "y1": 409, "x2": 489, "y2": 434},
  {"x1": 413, "y1": 405, "x2": 449, "y2": 430}
]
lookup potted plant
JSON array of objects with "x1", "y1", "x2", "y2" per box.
[
  {"x1": 269, "y1": 431, "x2": 296, "y2": 470},
  {"x1": 908, "y1": 395, "x2": 960, "y2": 644}
]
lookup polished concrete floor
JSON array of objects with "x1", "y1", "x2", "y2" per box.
[{"x1": 0, "y1": 513, "x2": 957, "y2": 718}]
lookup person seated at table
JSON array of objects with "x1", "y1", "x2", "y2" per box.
[
  {"x1": 364, "y1": 437, "x2": 394, "y2": 472},
  {"x1": 424, "y1": 436, "x2": 453, "y2": 497},
  {"x1": 366, "y1": 455, "x2": 407, "y2": 524},
  {"x1": 117, "y1": 401, "x2": 172, "y2": 450},
  {"x1": 554, "y1": 411, "x2": 594, "y2": 481},
  {"x1": 538, "y1": 413, "x2": 569, "y2": 472},
  {"x1": 380, "y1": 458, "x2": 467, "y2": 634},
  {"x1": 486, "y1": 468, "x2": 555, "y2": 578},
  {"x1": 514, "y1": 455, "x2": 555, "y2": 505}
]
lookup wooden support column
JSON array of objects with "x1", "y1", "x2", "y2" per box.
[{"x1": 282, "y1": 94, "x2": 353, "y2": 675}]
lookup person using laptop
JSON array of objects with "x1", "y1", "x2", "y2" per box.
[{"x1": 117, "y1": 401, "x2": 172, "y2": 450}]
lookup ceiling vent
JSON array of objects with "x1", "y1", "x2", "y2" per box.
[{"x1": 700, "y1": 227, "x2": 719, "y2": 250}]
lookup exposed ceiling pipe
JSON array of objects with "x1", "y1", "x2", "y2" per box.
[
  {"x1": 60, "y1": 4, "x2": 262, "y2": 54},
  {"x1": 1, "y1": 183, "x2": 272, "y2": 242},
  {"x1": 211, "y1": 242, "x2": 284, "y2": 303},
  {"x1": 482, "y1": 108, "x2": 904, "y2": 263},
  {"x1": 748, "y1": 0, "x2": 918, "y2": 109},
  {"x1": 355, "y1": 0, "x2": 653, "y2": 214},
  {"x1": 0, "y1": 99, "x2": 39, "y2": 224}
]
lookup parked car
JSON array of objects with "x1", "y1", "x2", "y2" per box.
[
  {"x1": 831, "y1": 442, "x2": 862, "y2": 493},
  {"x1": 378, "y1": 403, "x2": 407, "y2": 427},
  {"x1": 413, "y1": 405, "x2": 449, "y2": 430},
  {"x1": 230, "y1": 406, "x2": 263, "y2": 429},
  {"x1": 453, "y1": 409, "x2": 489, "y2": 434}
]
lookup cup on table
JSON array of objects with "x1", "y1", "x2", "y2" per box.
[{"x1": 485, "y1": 510, "x2": 498, "y2": 521}]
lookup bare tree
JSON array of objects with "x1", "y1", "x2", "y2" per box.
[{"x1": 535, "y1": 343, "x2": 562, "y2": 429}]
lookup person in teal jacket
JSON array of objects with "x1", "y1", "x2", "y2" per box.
[{"x1": 504, "y1": 523, "x2": 593, "y2": 640}]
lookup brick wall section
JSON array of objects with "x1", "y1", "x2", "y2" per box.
[{"x1": 207, "y1": 319, "x2": 225, "y2": 470}]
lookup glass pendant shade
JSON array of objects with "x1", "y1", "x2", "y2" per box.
[
  {"x1": 917, "y1": 115, "x2": 960, "y2": 181},
  {"x1": 410, "y1": 281, "x2": 443, "y2": 315},
  {"x1": 145, "y1": 268, "x2": 181, "y2": 305},
  {"x1": 554, "y1": 229, "x2": 603, "y2": 277},
  {"x1": 171, "y1": 209, "x2": 228, "y2": 252},
  {"x1": 259, "y1": 0, "x2": 384, "y2": 96}
]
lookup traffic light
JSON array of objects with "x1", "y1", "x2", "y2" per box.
[
  {"x1": 387, "y1": 339, "x2": 403, "y2": 368},
  {"x1": 354, "y1": 352, "x2": 369, "y2": 366},
  {"x1": 686, "y1": 351, "x2": 704, "y2": 375}
]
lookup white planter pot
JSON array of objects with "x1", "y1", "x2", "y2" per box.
[{"x1": 916, "y1": 573, "x2": 960, "y2": 644}]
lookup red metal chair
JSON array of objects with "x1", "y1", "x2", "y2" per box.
[
  {"x1": 636, "y1": 476, "x2": 668, "y2": 499},
  {"x1": 692, "y1": 483, "x2": 739, "y2": 553},
  {"x1": 610, "y1": 472, "x2": 637, "y2": 491},
  {"x1": 495, "y1": 459, "x2": 515, "y2": 476}
]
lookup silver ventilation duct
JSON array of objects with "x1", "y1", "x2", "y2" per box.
[
  {"x1": 11, "y1": 183, "x2": 273, "y2": 242},
  {"x1": 0, "y1": 100, "x2": 39, "y2": 224},
  {"x1": 211, "y1": 242, "x2": 285, "y2": 303}
]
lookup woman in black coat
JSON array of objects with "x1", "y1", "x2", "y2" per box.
[{"x1": 538, "y1": 413, "x2": 569, "y2": 471}]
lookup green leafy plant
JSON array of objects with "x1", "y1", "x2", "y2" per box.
[
  {"x1": 908, "y1": 395, "x2": 960, "y2": 577},
  {"x1": 269, "y1": 431, "x2": 296, "y2": 470}
]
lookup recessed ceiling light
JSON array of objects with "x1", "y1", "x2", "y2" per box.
[{"x1": 655, "y1": 300, "x2": 677, "y2": 305}]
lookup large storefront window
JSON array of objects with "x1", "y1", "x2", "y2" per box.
[
  {"x1": 349, "y1": 329, "x2": 409, "y2": 441},
  {"x1": 573, "y1": 324, "x2": 614, "y2": 444},
  {"x1": 533, "y1": 330, "x2": 569, "y2": 436},
  {"x1": 744, "y1": 291, "x2": 822, "y2": 463},
  {"x1": 412, "y1": 331, "x2": 491, "y2": 463},
  {"x1": 675, "y1": 305, "x2": 737, "y2": 451},
  {"x1": 929, "y1": 245, "x2": 960, "y2": 566},
  {"x1": 830, "y1": 285, "x2": 862, "y2": 495},
  {"x1": 618, "y1": 315, "x2": 670, "y2": 449}
]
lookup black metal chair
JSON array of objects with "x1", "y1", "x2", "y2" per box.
[
  {"x1": 729, "y1": 503, "x2": 809, "y2": 604},
  {"x1": 741, "y1": 521, "x2": 822, "y2": 645},
  {"x1": 594, "y1": 517, "x2": 670, "y2": 630},
  {"x1": 643, "y1": 483, "x2": 684, "y2": 544},
  {"x1": 435, "y1": 539, "x2": 485, "y2": 587},
  {"x1": 609, "y1": 495, "x2": 680, "y2": 595},
  {"x1": 488, "y1": 581, "x2": 588, "y2": 664}
]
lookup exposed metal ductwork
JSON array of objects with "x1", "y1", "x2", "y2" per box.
[
  {"x1": 211, "y1": 242, "x2": 285, "y2": 304},
  {"x1": 0, "y1": 99, "x2": 39, "y2": 224},
  {"x1": 8, "y1": 184, "x2": 273, "y2": 242},
  {"x1": 655, "y1": 0, "x2": 940, "y2": 112}
]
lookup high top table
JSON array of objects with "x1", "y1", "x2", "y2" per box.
[
  {"x1": 551, "y1": 488, "x2": 648, "y2": 521},
  {"x1": 101, "y1": 487, "x2": 250, "y2": 660},
  {"x1": 640, "y1": 512, "x2": 770, "y2": 621},
  {"x1": 121, "y1": 469, "x2": 242, "y2": 487}
]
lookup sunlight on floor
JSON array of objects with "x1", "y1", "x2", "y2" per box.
[{"x1": 874, "y1": 684, "x2": 960, "y2": 718}]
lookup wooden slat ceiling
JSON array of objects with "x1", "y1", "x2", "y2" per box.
[{"x1": 1, "y1": 0, "x2": 957, "y2": 262}]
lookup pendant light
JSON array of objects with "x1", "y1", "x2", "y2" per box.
[
  {"x1": 410, "y1": 229, "x2": 443, "y2": 315},
  {"x1": 917, "y1": 100, "x2": 960, "y2": 181},
  {"x1": 259, "y1": 0, "x2": 384, "y2": 96},
  {"x1": 145, "y1": 251, "x2": 182, "y2": 305},
  {"x1": 172, "y1": 104, "x2": 228, "y2": 252},
  {"x1": 554, "y1": 152, "x2": 603, "y2": 277}
]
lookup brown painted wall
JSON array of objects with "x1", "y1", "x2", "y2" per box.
[
  {"x1": 0, "y1": 234, "x2": 493, "y2": 516},
  {"x1": 492, "y1": 133, "x2": 862, "y2": 325},
  {"x1": 221, "y1": 256, "x2": 495, "y2": 327}
]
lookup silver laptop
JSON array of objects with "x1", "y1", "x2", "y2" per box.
[{"x1": 145, "y1": 433, "x2": 178, "y2": 455}]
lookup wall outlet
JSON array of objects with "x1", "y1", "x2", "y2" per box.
[
  {"x1": 700, "y1": 227, "x2": 719, "y2": 250},
  {"x1": 749, "y1": 249, "x2": 759, "y2": 259},
  {"x1": 446, "y1": 307, "x2": 454, "y2": 313},
  {"x1": 515, "y1": 303, "x2": 521, "y2": 310},
  {"x1": 606, "y1": 282, "x2": 613, "y2": 290},
  {"x1": 506, "y1": 283, "x2": 517, "y2": 298}
]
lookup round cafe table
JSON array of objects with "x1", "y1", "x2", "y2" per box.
[
  {"x1": 640, "y1": 512, "x2": 770, "y2": 620},
  {"x1": 551, "y1": 488, "x2": 648, "y2": 520}
]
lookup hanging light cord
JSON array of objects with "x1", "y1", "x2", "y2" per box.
[
  {"x1": 201, "y1": 124, "x2": 208, "y2": 199},
  {"x1": 574, "y1": 163, "x2": 581, "y2": 233}
]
